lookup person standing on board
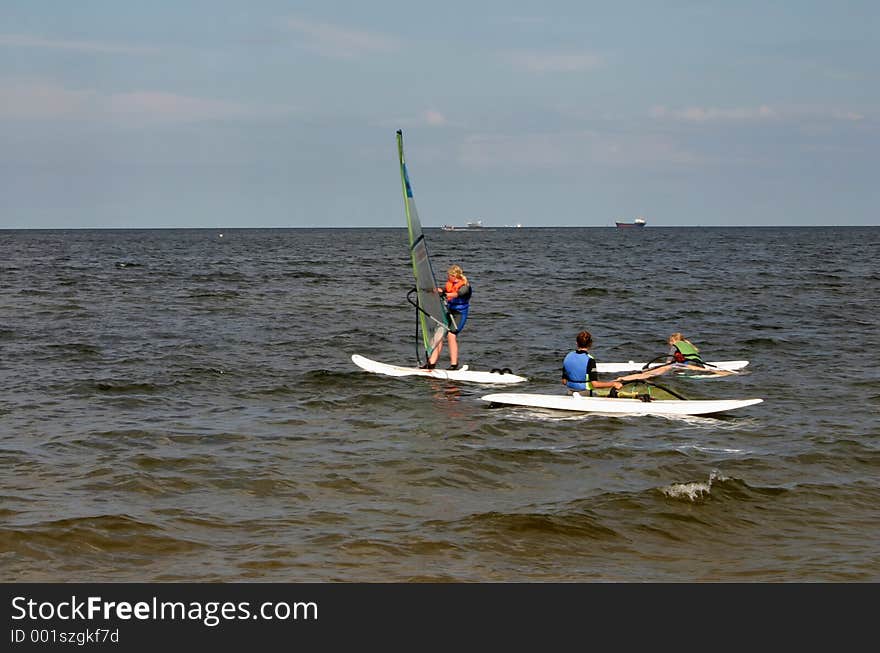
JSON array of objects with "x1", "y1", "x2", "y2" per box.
[
  {"x1": 561, "y1": 331, "x2": 624, "y2": 394},
  {"x1": 421, "y1": 264, "x2": 471, "y2": 370}
]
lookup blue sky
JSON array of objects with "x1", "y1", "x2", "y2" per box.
[{"x1": 1, "y1": 1, "x2": 877, "y2": 228}]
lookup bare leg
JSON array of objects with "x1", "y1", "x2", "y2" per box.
[
  {"x1": 686, "y1": 364, "x2": 736, "y2": 376},
  {"x1": 619, "y1": 366, "x2": 670, "y2": 382},
  {"x1": 426, "y1": 327, "x2": 447, "y2": 366},
  {"x1": 447, "y1": 333, "x2": 458, "y2": 366},
  {"x1": 428, "y1": 341, "x2": 443, "y2": 365}
]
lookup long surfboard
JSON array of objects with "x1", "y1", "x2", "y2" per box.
[
  {"x1": 596, "y1": 360, "x2": 749, "y2": 374},
  {"x1": 481, "y1": 392, "x2": 762, "y2": 416},
  {"x1": 352, "y1": 354, "x2": 527, "y2": 385}
]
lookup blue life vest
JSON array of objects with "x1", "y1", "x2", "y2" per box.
[{"x1": 562, "y1": 350, "x2": 596, "y2": 391}]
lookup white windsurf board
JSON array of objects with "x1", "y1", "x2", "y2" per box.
[
  {"x1": 352, "y1": 354, "x2": 527, "y2": 385},
  {"x1": 596, "y1": 360, "x2": 749, "y2": 374},
  {"x1": 481, "y1": 392, "x2": 762, "y2": 416}
]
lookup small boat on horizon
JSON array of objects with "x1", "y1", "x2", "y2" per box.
[
  {"x1": 441, "y1": 219, "x2": 492, "y2": 231},
  {"x1": 615, "y1": 217, "x2": 647, "y2": 228}
]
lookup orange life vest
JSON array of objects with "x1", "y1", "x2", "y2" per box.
[
  {"x1": 444, "y1": 276, "x2": 471, "y2": 311},
  {"x1": 445, "y1": 277, "x2": 467, "y2": 296}
]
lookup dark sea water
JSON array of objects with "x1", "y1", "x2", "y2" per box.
[{"x1": 1, "y1": 226, "x2": 878, "y2": 581}]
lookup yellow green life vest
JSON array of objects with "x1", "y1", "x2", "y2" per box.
[{"x1": 673, "y1": 340, "x2": 703, "y2": 363}]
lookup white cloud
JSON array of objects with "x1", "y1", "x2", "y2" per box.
[
  {"x1": 830, "y1": 110, "x2": 864, "y2": 122},
  {"x1": 0, "y1": 33, "x2": 159, "y2": 55},
  {"x1": 0, "y1": 79, "x2": 293, "y2": 124},
  {"x1": 105, "y1": 91, "x2": 290, "y2": 124},
  {"x1": 458, "y1": 131, "x2": 701, "y2": 170},
  {"x1": 101, "y1": 91, "x2": 294, "y2": 125},
  {"x1": 284, "y1": 16, "x2": 399, "y2": 59},
  {"x1": 504, "y1": 51, "x2": 603, "y2": 73},
  {"x1": 651, "y1": 104, "x2": 869, "y2": 124},
  {"x1": 422, "y1": 110, "x2": 448, "y2": 126},
  {"x1": 498, "y1": 16, "x2": 550, "y2": 26},
  {"x1": 383, "y1": 110, "x2": 453, "y2": 130},
  {"x1": 0, "y1": 80, "x2": 94, "y2": 119},
  {"x1": 650, "y1": 105, "x2": 777, "y2": 122},
  {"x1": 460, "y1": 133, "x2": 565, "y2": 169}
]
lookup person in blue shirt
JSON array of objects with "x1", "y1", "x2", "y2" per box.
[{"x1": 561, "y1": 331, "x2": 624, "y2": 394}]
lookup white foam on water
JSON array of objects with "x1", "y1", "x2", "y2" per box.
[{"x1": 661, "y1": 469, "x2": 729, "y2": 501}]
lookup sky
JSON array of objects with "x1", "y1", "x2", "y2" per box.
[{"x1": 1, "y1": 0, "x2": 877, "y2": 228}]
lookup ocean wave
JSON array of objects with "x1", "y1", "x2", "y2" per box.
[
  {"x1": 659, "y1": 471, "x2": 791, "y2": 503},
  {"x1": 448, "y1": 509, "x2": 621, "y2": 542},
  {"x1": 46, "y1": 342, "x2": 102, "y2": 358},
  {"x1": 575, "y1": 287, "x2": 611, "y2": 297},
  {"x1": 660, "y1": 476, "x2": 719, "y2": 502},
  {"x1": 89, "y1": 380, "x2": 179, "y2": 395},
  {"x1": 0, "y1": 514, "x2": 206, "y2": 559}
]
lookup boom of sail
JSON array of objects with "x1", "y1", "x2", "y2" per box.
[{"x1": 396, "y1": 130, "x2": 455, "y2": 359}]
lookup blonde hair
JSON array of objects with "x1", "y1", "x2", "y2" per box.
[
  {"x1": 668, "y1": 332, "x2": 687, "y2": 345},
  {"x1": 448, "y1": 264, "x2": 466, "y2": 281}
]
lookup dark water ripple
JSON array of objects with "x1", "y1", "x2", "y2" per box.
[{"x1": 1, "y1": 226, "x2": 879, "y2": 581}]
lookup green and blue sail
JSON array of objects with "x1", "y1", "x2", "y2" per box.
[{"x1": 396, "y1": 130, "x2": 456, "y2": 359}]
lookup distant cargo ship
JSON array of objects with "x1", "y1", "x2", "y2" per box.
[{"x1": 615, "y1": 217, "x2": 647, "y2": 228}]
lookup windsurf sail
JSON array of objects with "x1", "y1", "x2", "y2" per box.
[{"x1": 397, "y1": 130, "x2": 454, "y2": 360}]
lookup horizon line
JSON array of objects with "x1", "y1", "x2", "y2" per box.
[{"x1": 1, "y1": 224, "x2": 877, "y2": 231}]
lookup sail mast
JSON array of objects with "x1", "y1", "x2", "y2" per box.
[{"x1": 396, "y1": 130, "x2": 451, "y2": 359}]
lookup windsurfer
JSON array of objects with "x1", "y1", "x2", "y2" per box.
[{"x1": 421, "y1": 264, "x2": 471, "y2": 370}]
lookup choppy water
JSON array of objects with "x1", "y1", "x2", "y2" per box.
[{"x1": 1, "y1": 226, "x2": 878, "y2": 581}]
